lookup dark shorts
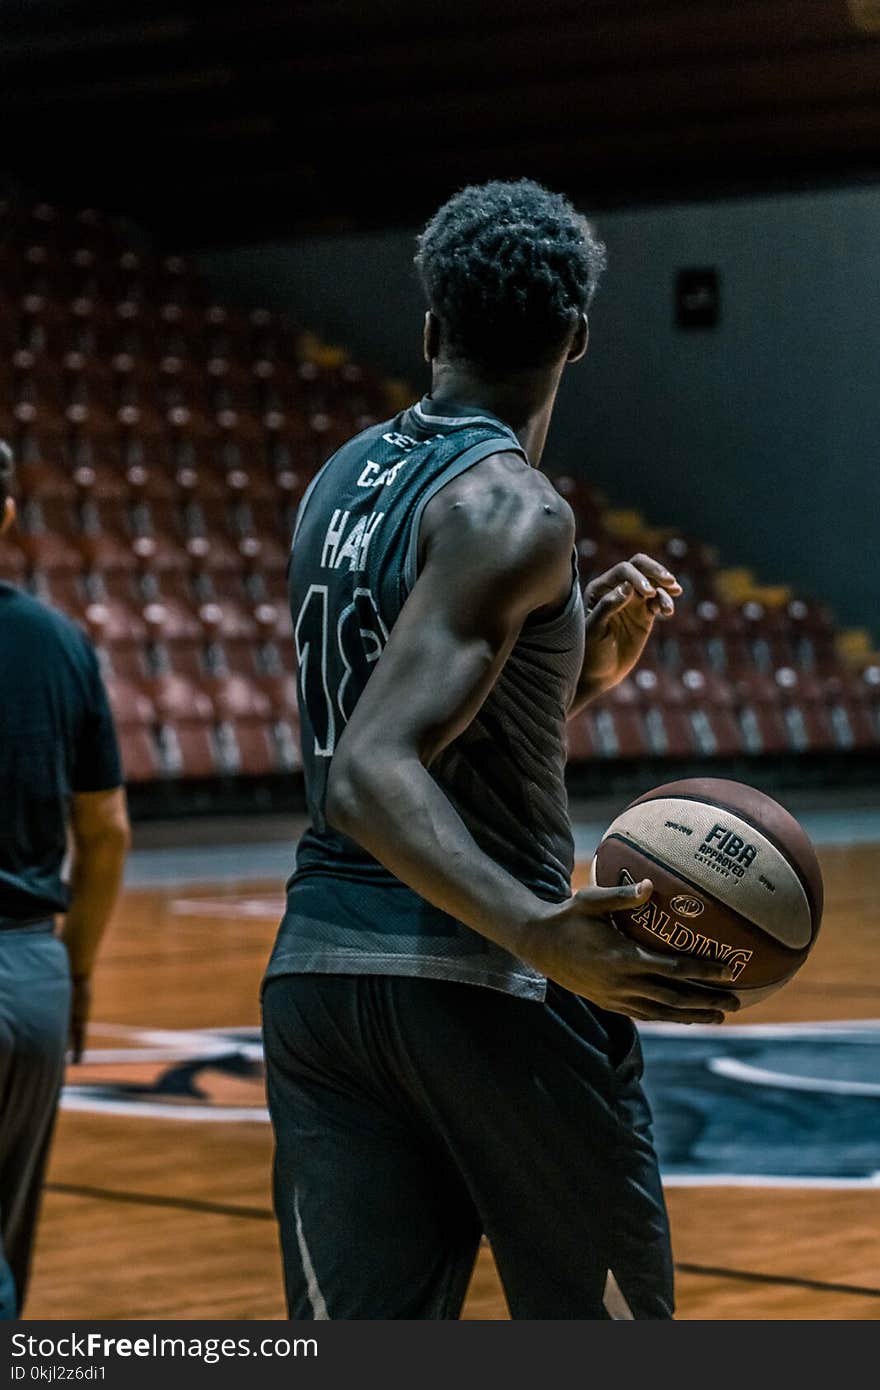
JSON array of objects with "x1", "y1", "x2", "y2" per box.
[{"x1": 261, "y1": 973, "x2": 673, "y2": 1320}]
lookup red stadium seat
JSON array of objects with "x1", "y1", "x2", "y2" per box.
[
  {"x1": 253, "y1": 669, "x2": 298, "y2": 720},
  {"x1": 679, "y1": 666, "x2": 737, "y2": 709},
  {"x1": 77, "y1": 531, "x2": 141, "y2": 574},
  {"x1": 564, "y1": 711, "x2": 595, "y2": 763},
  {"x1": 14, "y1": 453, "x2": 78, "y2": 501},
  {"x1": 826, "y1": 699, "x2": 879, "y2": 752},
  {"x1": 780, "y1": 703, "x2": 836, "y2": 754},
  {"x1": 274, "y1": 717, "x2": 303, "y2": 772},
  {"x1": 588, "y1": 703, "x2": 648, "y2": 759},
  {"x1": 18, "y1": 529, "x2": 83, "y2": 575},
  {"x1": 224, "y1": 721, "x2": 280, "y2": 776},
  {"x1": 643, "y1": 705, "x2": 695, "y2": 758},
  {"x1": 202, "y1": 673, "x2": 272, "y2": 722},
  {"x1": 119, "y1": 727, "x2": 161, "y2": 783},
  {"x1": 0, "y1": 535, "x2": 29, "y2": 581},
  {"x1": 142, "y1": 672, "x2": 214, "y2": 723},
  {"x1": 130, "y1": 532, "x2": 192, "y2": 573},
  {"x1": 186, "y1": 530, "x2": 247, "y2": 574},
  {"x1": 82, "y1": 598, "x2": 148, "y2": 646},
  {"x1": 30, "y1": 571, "x2": 88, "y2": 614},
  {"x1": 100, "y1": 644, "x2": 152, "y2": 682},
  {"x1": 237, "y1": 531, "x2": 290, "y2": 574},
  {"x1": 152, "y1": 645, "x2": 208, "y2": 688},
  {"x1": 737, "y1": 703, "x2": 790, "y2": 755},
  {"x1": 158, "y1": 723, "x2": 219, "y2": 778},
  {"x1": 69, "y1": 439, "x2": 130, "y2": 499},
  {"x1": 142, "y1": 596, "x2": 204, "y2": 643},
  {"x1": 104, "y1": 677, "x2": 156, "y2": 728}
]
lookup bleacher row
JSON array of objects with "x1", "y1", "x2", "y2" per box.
[{"x1": 0, "y1": 194, "x2": 879, "y2": 784}]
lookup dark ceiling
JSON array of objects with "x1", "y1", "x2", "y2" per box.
[{"x1": 3, "y1": 0, "x2": 880, "y2": 250}]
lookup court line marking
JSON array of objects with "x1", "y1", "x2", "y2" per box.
[
  {"x1": 709, "y1": 1056, "x2": 880, "y2": 1096},
  {"x1": 63, "y1": 1022, "x2": 880, "y2": 1187},
  {"x1": 42, "y1": 1183, "x2": 880, "y2": 1300},
  {"x1": 45, "y1": 1182, "x2": 274, "y2": 1220},
  {"x1": 674, "y1": 1262, "x2": 880, "y2": 1298},
  {"x1": 663, "y1": 1173, "x2": 880, "y2": 1189}
]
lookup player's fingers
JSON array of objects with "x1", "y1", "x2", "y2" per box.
[
  {"x1": 635, "y1": 947, "x2": 739, "y2": 987},
  {"x1": 574, "y1": 878, "x2": 654, "y2": 915},
  {"x1": 583, "y1": 563, "x2": 635, "y2": 604},
  {"x1": 647, "y1": 583, "x2": 675, "y2": 611},
  {"x1": 647, "y1": 589, "x2": 676, "y2": 618},
  {"x1": 626, "y1": 999, "x2": 726, "y2": 1025},
  {"x1": 634, "y1": 977, "x2": 741, "y2": 1012},
  {"x1": 607, "y1": 561, "x2": 659, "y2": 599},
  {"x1": 584, "y1": 560, "x2": 661, "y2": 605},
  {"x1": 628, "y1": 554, "x2": 684, "y2": 593},
  {"x1": 585, "y1": 582, "x2": 635, "y2": 623}
]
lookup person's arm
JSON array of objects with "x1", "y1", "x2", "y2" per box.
[
  {"x1": 62, "y1": 639, "x2": 130, "y2": 1061},
  {"x1": 61, "y1": 787, "x2": 130, "y2": 1062},
  {"x1": 327, "y1": 461, "x2": 739, "y2": 1022}
]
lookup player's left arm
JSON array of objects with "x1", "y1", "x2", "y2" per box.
[{"x1": 568, "y1": 552, "x2": 683, "y2": 716}]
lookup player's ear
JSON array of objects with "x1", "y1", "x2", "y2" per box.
[
  {"x1": 0, "y1": 497, "x2": 15, "y2": 535},
  {"x1": 567, "y1": 313, "x2": 589, "y2": 363},
  {"x1": 423, "y1": 310, "x2": 441, "y2": 363}
]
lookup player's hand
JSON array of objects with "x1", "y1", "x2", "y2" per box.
[
  {"x1": 69, "y1": 974, "x2": 92, "y2": 1064},
  {"x1": 522, "y1": 879, "x2": 741, "y2": 1023},
  {"x1": 581, "y1": 553, "x2": 683, "y2": 694}
]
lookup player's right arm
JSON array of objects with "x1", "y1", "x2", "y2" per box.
[{"x1": 326, "y1": 457, "x2": 739, "y2": 1022}]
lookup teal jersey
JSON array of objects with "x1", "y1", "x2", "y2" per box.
[{"x1": 266, "y1": 397, "x2": 585, "y2": 1001}]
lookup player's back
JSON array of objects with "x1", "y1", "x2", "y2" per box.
[{"x1": 267, "y1": 397, "x2": 585, "y2": 1001}]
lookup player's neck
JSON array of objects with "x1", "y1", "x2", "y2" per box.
[{"x1": 427, "y1": 361, "x2": 565, "y2": 467}]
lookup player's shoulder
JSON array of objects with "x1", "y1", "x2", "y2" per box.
[
  {"x1": 0, "y1": 583, "x2": 94, "y2": 664},
  {"x1": 425, "y1": 449, "x2": 576, "y2": 556}
]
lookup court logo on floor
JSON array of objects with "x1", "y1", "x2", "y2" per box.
[
  {"x1": 64, "y1": 1025, "x2": 269, "y2": 1123},
  {"x1": 64, "y1": 1020, "x2": 880, "y2": 1187}
]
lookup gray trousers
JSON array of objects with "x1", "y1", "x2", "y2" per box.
[{"x1": 0, "y1": 923, "x2": 71, "y2": 1320}]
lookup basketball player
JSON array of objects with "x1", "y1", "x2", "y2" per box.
[
  {"x1": 262, "y1": 181, "x2": 741, "y2": 1320},
  {"x1": 0, "y1": 441, "x2": 130, "y2": 1319}
]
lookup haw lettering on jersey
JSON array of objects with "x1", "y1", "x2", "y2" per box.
[
  {"x1": 296, "y1": 429, "x2": 420, "y2": 758},
  {"x1": 320, "y1": 509, "x2": 385, "y2": 571}
]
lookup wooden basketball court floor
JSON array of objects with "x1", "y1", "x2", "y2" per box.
[{"x1": 22, "y1": 799, "x2": 880, "y2": 1321}]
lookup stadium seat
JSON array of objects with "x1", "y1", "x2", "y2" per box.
[
  {"x1": 142, "y1": 596, "x2": 204, "y2": 643},
  {"x1": 202, "y1": 672, "x2": 273, "y2": 722},
  {"x1": 588, "y1": 702, "x2": 649, "y2": 759},
  {"x1": 142, "y1": 671, "x2": 214, "y2": 723},
  {"x1": 82, "y1": 598, "x2": 148, "y2": 647},
  {"x1": 0, "y1": 534, "x2": 29, "y2": 581},
  {"x1": 224, "y1": 720, "x2": 280, "y2": 776},
  {"x1": 118, "y1": 727, "x2": 162, "y2": 782},
  {"x1": 158, "y1": 722, "x2": 218, "y2": 778},
  {"x1": 104, "y1": 676, "x2": 156, "y2": 728}
]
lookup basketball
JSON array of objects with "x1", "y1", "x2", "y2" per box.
[{"x1": 591, "y1": 777, "x2": 825, "y2": 1007}]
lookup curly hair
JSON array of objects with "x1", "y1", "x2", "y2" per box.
[{"x1": 414, "y1": 179, "x2": 606, "y2": 371}]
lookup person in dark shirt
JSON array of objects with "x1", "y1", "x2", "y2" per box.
[
  {"x1": 262, "y1": 181, "x2": 740, "y2": 1320},
  {"x1": 0, "y1": 440, "x2": 130, "y2": 1319}
]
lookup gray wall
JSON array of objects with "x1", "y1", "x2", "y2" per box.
[{"x1": 199, "y1": 186, "x2": 880, "y2": 639}]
